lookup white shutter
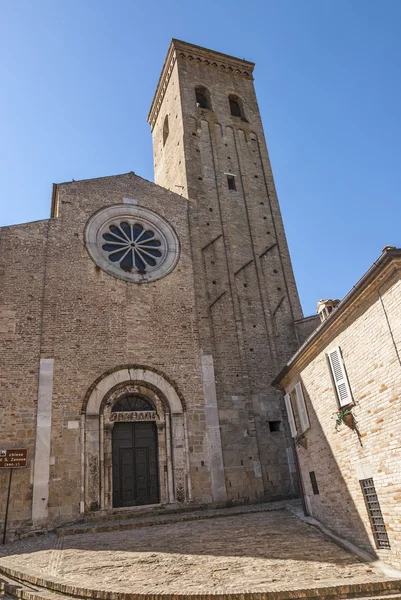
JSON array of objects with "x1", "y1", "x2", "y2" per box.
[
  {"x1": 284, "y1": 393, "x2": 297, "y2": 438},
  {"x1": 295, "y1": 382, "x2": 310, "y2": 433},
  {"x1": 327, "y1": 346, "x2": 353, "y2": 407}
]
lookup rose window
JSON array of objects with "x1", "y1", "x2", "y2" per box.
[
  {"x1": 85, "y1": 205, "x2": 180, "y2": 283},
  {"x1": 102, "y1": 222, "x2": 162, "y2": 272}
]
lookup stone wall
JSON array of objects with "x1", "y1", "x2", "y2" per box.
[
  {"x1": 150, "y1": 40, "x2": 303, "y2": 501},
  {"x1": 0, "y1": 220, "x2": 48, "y2": 528},
  {"x1": 0, "y1": 173, "x2": 223, "y2": 536}
]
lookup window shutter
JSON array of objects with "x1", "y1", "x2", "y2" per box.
[
  {"x1": 284, "y1": 393, "x2": 297, "y2": 438},
  {"x1": 327, "y1": 346, "x2": 353, "y2": 407},
  {"x1": 295, "y1": 382, "x2": 310, "y2": 433}
]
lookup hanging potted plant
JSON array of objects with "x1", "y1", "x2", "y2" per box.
[
  {"x1": 335, "y1": 408, "x2": 355, "y2": 431},
  {"x1": 295, "y1": 433, "x2": 307, "y2": 449}
]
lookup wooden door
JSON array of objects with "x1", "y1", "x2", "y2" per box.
[{"x1": 112, "y1": 422, "x2": 159, "y2": 508}]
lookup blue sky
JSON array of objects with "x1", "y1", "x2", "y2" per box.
[{"x1": 1, "y1": 0, "x2": 400, "y2": 315}]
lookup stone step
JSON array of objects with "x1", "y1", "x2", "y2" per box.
[
  {"x1": 1, "y1": 565, "x2": 401, "y2": 600},
  {"x1": 0, "y1": 572, "x2": 72, "y2": 600},
  {"x1": 56, "y1": 500, "x2": 292, "y2": 537},
  {"x1": 81, "y1": 501, "x2": 203, "y2": 523},
  {"x1": 76, "y1": 498, "x2": 300, "y2": 524}
]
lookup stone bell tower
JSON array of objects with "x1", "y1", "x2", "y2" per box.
[{"x1": 148, "y1": 40, "x2": 304, "y2": 501}]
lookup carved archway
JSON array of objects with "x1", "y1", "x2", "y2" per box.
[{"x1": 81, "y1": 366, "x2": 191, "y2": 512}]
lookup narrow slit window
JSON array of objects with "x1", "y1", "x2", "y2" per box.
[
  {"x1": 163, "y1": 115, "x2": 169, "y2": 146},
  {"x1": 227, "y1": 175, "x2": 236, "y2": 191},
  {"x1": 360, "y1": 478, "x2": 390, "y2": 549},
  {"x1": 309, "y1": 471, "x2": 319, "y2": 495}
]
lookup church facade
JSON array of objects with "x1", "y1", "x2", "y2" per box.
[{"x1": 0, "y1": 40, "x2": 314, "y2": 537}]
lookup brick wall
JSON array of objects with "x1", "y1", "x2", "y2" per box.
[
  {"x1": 282, "y1": 266, "x2": 401, "y2": 569},
  {"x1": 150, "y1": 41, "x2": 303, "y2": 501},
  {"x1": 0, "y1": 173, "x2": 217, "y2": 534},
  {"x1": 0, "y1": 220, "x2": 48, "y2": 526}
]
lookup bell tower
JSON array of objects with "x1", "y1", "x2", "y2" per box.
[{"x1": 148, "y1": 40, "x2": 304, "y2": 501}]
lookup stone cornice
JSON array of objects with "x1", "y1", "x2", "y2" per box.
[
  {"x1": 147, "y1": 39, "x2": 255, "y2": 130},
  {"x1": 273, "y1": 250, "x2": 401, "y2": 387}
]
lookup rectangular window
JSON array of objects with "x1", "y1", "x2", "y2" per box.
[
  {"x1": 268, "y1": 420, "x2": 281, "y2": 432},
  {"x1": 294, "y1": 382, "x2": 310, "y2": 433},
  {"x1": 360, "y1": 478, "x2": 390, "y2": 549},
  {"x1": 327, "y1": 346, "x2": 353, "y2": 407},
  {"x1": 309, "y1": 471, "x2": 319, "y2": 495},
  {"x1": 227, "y1": 175, "x2": 236, "y2": 191}
]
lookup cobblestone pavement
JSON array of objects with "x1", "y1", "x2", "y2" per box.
[{"x1": 0, "y1": 510, "x2": 393, "y2": 594}]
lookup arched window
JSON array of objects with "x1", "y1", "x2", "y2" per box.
[
  {"x1": 229, "y1": 95, "x2": 244, "y2": 119},
  {"x1": 112, "y1": 395, "x2": 154, "y2": 412},
  {"x1": 163, "y1": 115, "x2": 169, "y2": 146},
  {"x1": 195, "y1": 86, "x2": 212, "y2": 110}
]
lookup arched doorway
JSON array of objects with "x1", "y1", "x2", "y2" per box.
[
  {"x1": 81, "y1": 365, "x2": 191, "y2": 513},
  {"x1": 111, "y1": 395, "x2": 159, "y2": 507}
]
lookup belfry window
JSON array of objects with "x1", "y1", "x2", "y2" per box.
[
  {"x1": 195, "y1": 86, "x2": 212, "y2": 110},
  {"x1": 163, "y1": 115, "x2": 169, "y2": 146},
  {"x1": 229, "y1": 95, "x2": 244, "y2": 119}
]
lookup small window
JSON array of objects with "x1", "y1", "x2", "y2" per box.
[
  {"x1": 163, "y1": 115, "x2": 169, "y2": 146},
  {"x1": 229, "y1": 95, "x2": 244, "y2": 118},
  {"x1": 269, "y1": 421, "x2": 281, "y2": 432},
  {"x1": 195, "y1": 86, "x2": 211, "y2": 110},
  {"x1": 327, "y1": 346, "x2": 353, "y2": 407},
  {"x1": 227, "y1": 175, "x2": 236, "y2": 191},
  {"x1": 360, "y1": 478, "x2": 390, "y2": 549},
  {"x1": 309, "y1": 471, "x2": 319, "y2": 495}
]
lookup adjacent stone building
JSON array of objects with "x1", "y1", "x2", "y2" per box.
[
  {"x1": 274, "y1": 247, "x2": 401, "y2": 569},
  {"x1": 0, "y1": 40, "x2": 312, "y2": 538}
]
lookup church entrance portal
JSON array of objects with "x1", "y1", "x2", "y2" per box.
[
  {"x1": 83, "y1": 367, "x2": 191, "y2": 512},
  {"x1": 111, "y1": 395, "x2": 159, "y2": 508}
]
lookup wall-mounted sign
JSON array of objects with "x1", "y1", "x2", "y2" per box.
[
  {"x1": 109, "y1": 411, "x2": 156, "y2": 422},
  {"x1": 0, "y1": 449, "x2": 28, "y2": 469}
]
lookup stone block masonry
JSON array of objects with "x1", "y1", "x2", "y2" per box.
[
  {"x1": 149, "y1": 39, "x2": 305, "y2": 501},
  {"x1": 0, "y1": 40, "x2": 309, "y2": 537}
]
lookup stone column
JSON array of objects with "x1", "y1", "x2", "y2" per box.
[
  {"x1": 32, "y1": 358, "x2": 54, "y2": 520},
  {"x1": 85, "y1": 415, "x2": 100, "y2": 511}
]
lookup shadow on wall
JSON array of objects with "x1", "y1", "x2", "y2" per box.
[{"x1": 295, "y1": 384, "x2": 378, "y2": 560}]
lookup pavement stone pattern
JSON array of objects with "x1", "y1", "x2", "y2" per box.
[{"x1": 0, "y1": 508, "x2": 395, "y2": 595}]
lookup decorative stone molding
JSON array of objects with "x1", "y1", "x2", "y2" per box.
[
  {"x1": 81, "y1": 366, "x2": 190, "y2": 512},
  {"x1": 148, "y1": 39, "x2": 255, "y2": 130},
  {"x1": 85, "y1": 205, "x2": 180, "y2": 284}
]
